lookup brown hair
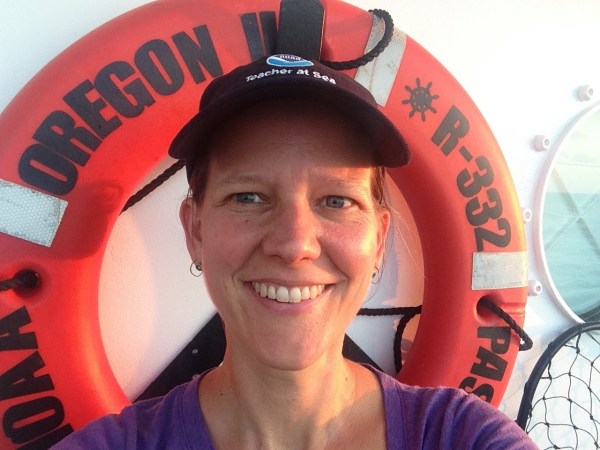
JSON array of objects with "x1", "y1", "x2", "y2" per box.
[{"x1": 187, "y1": 152, "x2": 211, "y2": 204}]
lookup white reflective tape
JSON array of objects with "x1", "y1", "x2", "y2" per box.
[
  {"x1": 0, "y1": 179, "x2": 67, "y2": 247},
  {"x1": 355, "y1": 15, "x2": 406, "y2": 106},
  {"x1": 472, "y1": 251, "x2": 528, "y2": 290}
]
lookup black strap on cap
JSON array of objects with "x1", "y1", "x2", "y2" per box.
[{"x1": 276, "y1": 0, "x2": 324, "y2": 59}]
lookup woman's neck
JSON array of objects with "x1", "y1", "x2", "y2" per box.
[{"x1": 198, "y1": 352, "x2": 379, "y2": 450}]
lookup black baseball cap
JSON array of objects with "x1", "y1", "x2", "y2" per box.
[{"x1": 169, "y1": 54, "x2": 410, "y2": 179}]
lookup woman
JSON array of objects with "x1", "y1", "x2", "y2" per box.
[{"x1": 51, "y1": 55, "x2": 536, "y2": 449}]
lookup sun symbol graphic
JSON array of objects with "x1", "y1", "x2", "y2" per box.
[{"x1": 402, "y1": 78, "x2": 439, "y2": 121}]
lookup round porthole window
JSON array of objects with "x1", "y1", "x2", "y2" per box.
[{"x1": 538, "y1": 104, "x2": 600, "y2": 322}]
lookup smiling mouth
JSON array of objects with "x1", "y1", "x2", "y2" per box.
[{"x1": 252, "y1": 282, "x2": 325, "y2": 303}]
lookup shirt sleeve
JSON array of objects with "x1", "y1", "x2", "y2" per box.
[
  {"x1": 49, "y1": 377, "x2": 213, "y2": 450},
  {"x1": 48, "y1": 410, "x2": 131, "y2": 450},
  {"x1": 398, "y1": 384, "x2": 538, "y2": 449},
  {"x1": 378, "y1": 368, "x2": 538, "y2": 450},
  {"x1": 445, "y1": 391, "x2": 538, "y2": 449}
]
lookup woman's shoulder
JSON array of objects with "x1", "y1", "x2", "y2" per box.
[
  {"x1": 50, "y1": 376, "x2": 212, "y2": 449},
  {"x1": 365, "y1": 365, "x2": 537, "y2": 450}
]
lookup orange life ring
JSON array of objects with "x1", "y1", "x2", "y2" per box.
[{"x1": 0, "y1": 0, "x2": 528, "y2": 447}]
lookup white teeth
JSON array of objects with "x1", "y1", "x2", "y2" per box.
[
  {"x1": 276, "y1": 286, "x2": 289, "y2": 303},
  {"x1": 289, "y1": 287, "x2": 302, "y2": 303},
  {"x1": 301, "y1": 287, "x2": 310, "y2": 300},
  {"x1": 310, "y1": 285, "x2": 319, "y2": 298},
  {"x1": 252, "y1": 282, "x2": 325, "y2": 303}
]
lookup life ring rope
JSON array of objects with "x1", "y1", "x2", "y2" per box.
[
  {"x1": 479, "y1": 298, "x2": 533, "y2": 351},
  {"x1": 322, "y1": 9, "x2": 393, "y2": 70},
  {"x1": 0, "y1": 270, "x2": 40, "y2": 292},
  {"x1": 121, "y1": 160, "x2": 185, "y2": 212}
]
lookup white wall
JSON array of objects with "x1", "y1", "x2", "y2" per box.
[{"x1": 2, "y1": 0, "x2": 600, "y2": 425}]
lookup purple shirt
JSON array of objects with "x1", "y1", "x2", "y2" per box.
[{"x1": 51, "y1": 367, "x2": 536, "y2": 449}]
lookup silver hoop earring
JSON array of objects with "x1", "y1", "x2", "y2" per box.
[
  {"x1": 190, "y1": 261, "x2": 203, "y2": 277},
  {"x1": 371, "y1": 267, "x2": 382, "y2": 284}
]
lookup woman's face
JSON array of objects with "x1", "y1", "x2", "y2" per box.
[{"x1": 181, "y1": 99, "x2": 390, "y2": 371}]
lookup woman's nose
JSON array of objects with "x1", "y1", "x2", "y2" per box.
[{"x1": 261, "y1": 201, "x2": 321, "y2": 264}]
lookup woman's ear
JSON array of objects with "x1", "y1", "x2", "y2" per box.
[
  {"x1": 179, "y1": 198, "x2": 202, "y2": 260},
  {"x1": 375, "y1": 209, "x2": 391, "y2": 266}
]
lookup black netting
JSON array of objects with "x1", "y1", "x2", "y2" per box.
[{"x1": 517, "y1": 322, "x2": 600, "y2": 449}]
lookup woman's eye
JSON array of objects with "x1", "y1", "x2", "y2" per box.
[
  {"x1": 233, "y1": 192, "x2": 263, "y2": 204},
  {"x1": 322, "y1": 196, "x2": 353, "y2": 209}
]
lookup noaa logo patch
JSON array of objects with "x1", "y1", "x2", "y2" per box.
[{"x1": 266, "y1": 54, "x2": 314, "y2": 68}]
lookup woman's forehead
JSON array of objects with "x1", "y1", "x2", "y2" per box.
[
  {"x1": 208, "y1": 165, "x2": 373, "y2": 185},
  {"x1": 207, "y1": 98, "x2": 376, "y2": 168}
]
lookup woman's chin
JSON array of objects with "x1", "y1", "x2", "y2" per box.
[{"x1": 230, "y1": 333, "x2": 341, "y2": 374}]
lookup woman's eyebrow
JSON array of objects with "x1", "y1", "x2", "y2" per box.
[
  {"x1": 216, "y1": 174, "x2": 264, "y2": 186},
  {"x1": 215, "y1": 173, "x2": 370, "y2": 196},
  {"x1": 320, "y1": 175, "x2": 371, "y2": 194}
]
